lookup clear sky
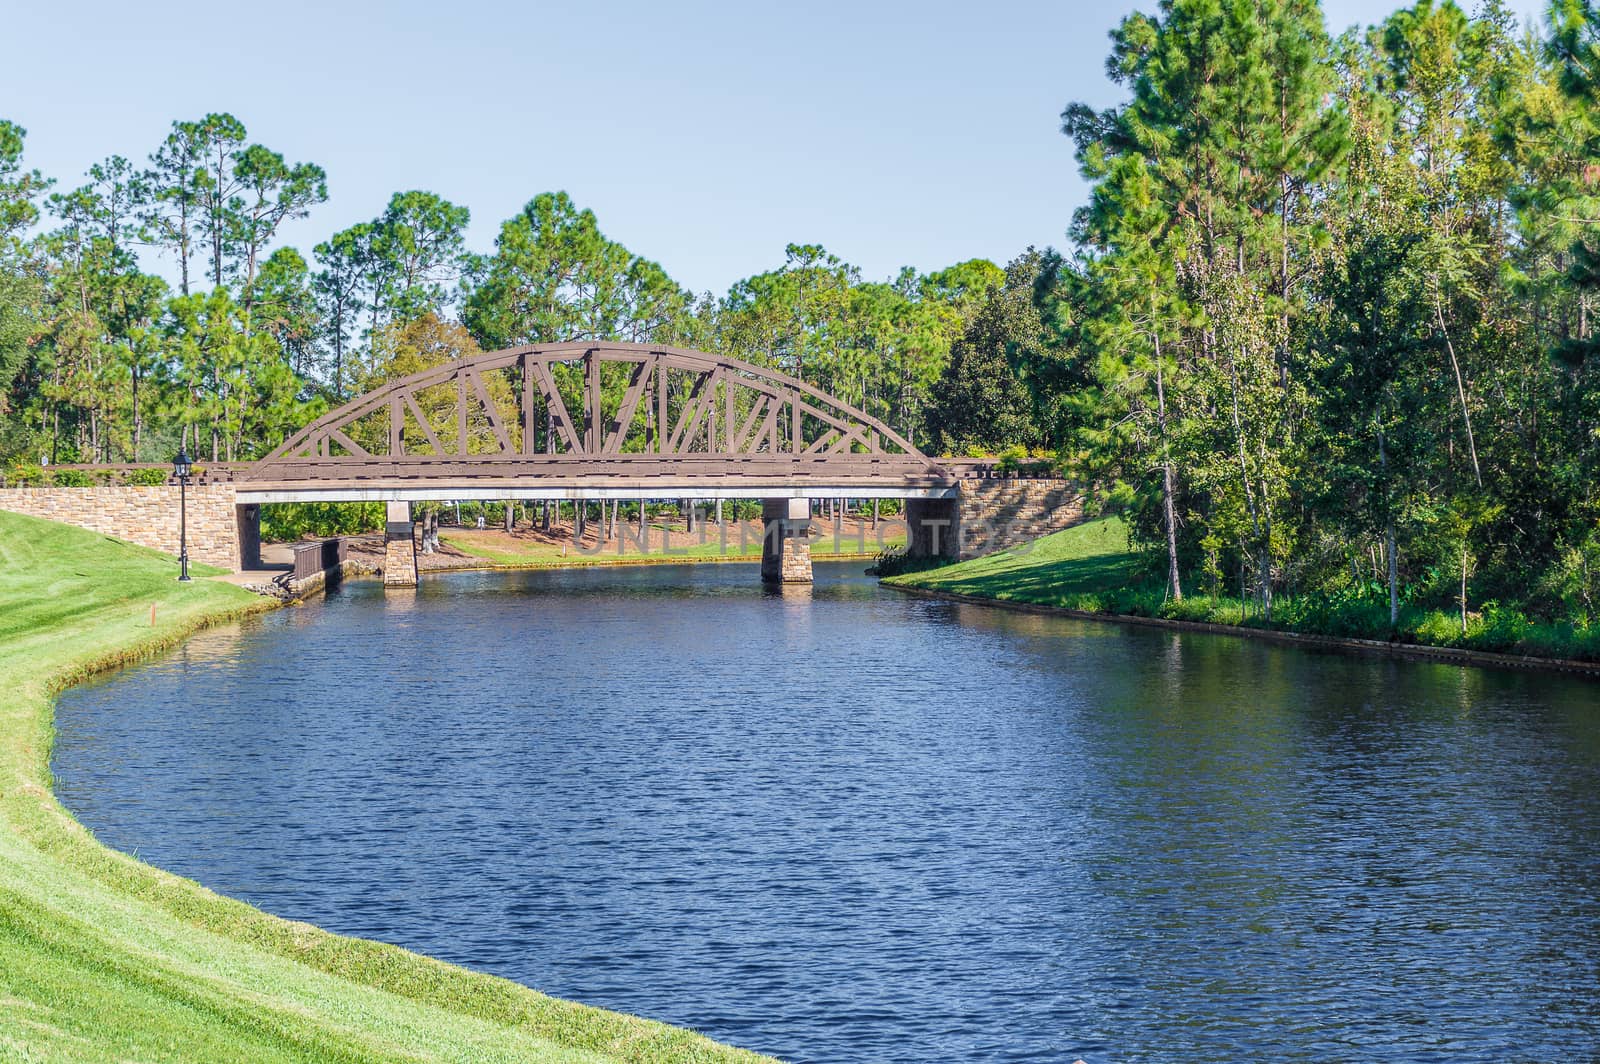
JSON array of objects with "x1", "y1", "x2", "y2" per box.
[{"x1": 2, "y1": 0, "x2": 1545, "y2": 296}]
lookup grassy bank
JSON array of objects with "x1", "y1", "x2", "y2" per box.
[
  {"x1": 0, "y1": 510, "x2": 772, "y2": 1063},
  {"x1": 884, "y1": 516, "x2": 1600, "y2": 664}
]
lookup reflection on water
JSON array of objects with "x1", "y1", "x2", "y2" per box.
[{"x1": 52, "y1": 562, "x2": 1600, "y2": 1063}]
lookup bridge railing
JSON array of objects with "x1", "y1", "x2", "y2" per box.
[
  {"x1": 0, "y1": 463, "x2": 243, "y2": 487},
  {"x1": 289, "y1": 537, "x2": 349, "y2": 583},
  {"x1": 937, "y1": 457, "x2": 1068, "y2": 480}
]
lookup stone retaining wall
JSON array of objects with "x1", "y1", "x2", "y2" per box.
[
  {"x1": 957, "y1": 479, "x2": 1084, "y2": 558},
  {"x1": 0, "y1": 485, "x2": 243, "y2": 570},
  {"x1": 905, "y1": 479, "x2": 1085, "y2": 561}
]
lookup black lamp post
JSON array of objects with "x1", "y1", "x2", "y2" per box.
[{"x1": 173, "y1": 448, "x2": 192, "y2": 581}]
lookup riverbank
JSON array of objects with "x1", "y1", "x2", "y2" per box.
[
  {"x1": 0, "y1": 509, "x2": 772, "y2": 1063},
  {"x1": 882, "y1": 516, "x2": 1600, "y2": 676}
]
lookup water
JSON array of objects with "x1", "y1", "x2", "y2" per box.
[{"x1": 51, "y1": 562, "x2": 1600, "y2": 1063}]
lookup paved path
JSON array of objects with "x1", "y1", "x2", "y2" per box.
[{"x1": 213, "y1": 543, "x2": 293, "y2": 587}]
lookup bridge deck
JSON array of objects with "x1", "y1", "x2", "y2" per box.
[
  {"x1": 50, "y1": 458, "x2": 1006, "y2": 503},
  {"x1": 237, "y1": 479, "x2": 964, "y2": 504},
  {"x1": 233, "y1": 454, "x2": 974, "y2": 503}
]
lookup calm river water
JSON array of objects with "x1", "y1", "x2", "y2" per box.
[{"x1": 52, "y1": 562, "x2": 1600, "y2": 1062}]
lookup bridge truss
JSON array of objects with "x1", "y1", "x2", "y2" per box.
[{"x1": 239, "y1": 343, "x2": 958, "y2": 502}]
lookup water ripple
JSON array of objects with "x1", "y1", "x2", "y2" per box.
[{"x1": 52, "y1": 562, "x2": 1600, "y2": 1063}]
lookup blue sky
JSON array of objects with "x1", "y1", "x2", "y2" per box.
[{"x1": 3, "y1": 0, "x2": 1545, "y2": 296}]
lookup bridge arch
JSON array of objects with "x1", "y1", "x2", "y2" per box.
[{"x1": 242, "y1": 342, "x2": 952, "y2": 499}]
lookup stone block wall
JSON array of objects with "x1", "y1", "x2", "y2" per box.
[
  {"x1": 906, "y1": 479, "x2": 1085, "y2": 561},
  {"x1": 761, "y1": 499, "x2": 814, "y2": 582},
  {"x1": 0, "y1": 484, "x2": 243, "y2": 570},
  {"x1": 383, "y1": 501, "x2": 418, "y2": 588},
  {"x1": 957, "y1": 479, "x2": 1084, "y2": 559}
]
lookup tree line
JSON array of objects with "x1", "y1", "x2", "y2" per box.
[
  {"x1": 929, "y1": 0, "x2": 1600, "y2": 636},
  {"x1": 0, "y1": 116, "x2": 1002, "y2": 472},
  {"x1": 2, "y1": 0, "x2": 1597, "y2": 635}
]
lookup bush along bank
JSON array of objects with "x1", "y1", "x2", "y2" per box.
[{"x1": 884, "y1": 516, "x2": 1600, "y2": 670}]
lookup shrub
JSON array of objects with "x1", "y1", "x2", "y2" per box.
[
  {"x1": 869, "y1": 546, "x2": 953, "y2": 578},
  {"x1": 1157, "y1": 595, "x2": 1226, "y2": 623},
  {"x1": 4, "y1": 463, "x2": 48, "y2": 486},
  {"x1": 994, "y1": 445, "x2": 1029, "y2": 476}
]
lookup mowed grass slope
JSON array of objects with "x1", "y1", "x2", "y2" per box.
[
  {"x1": 0, "y1": 510, "x2": 773, "y2": 1064},
  {"x1": 882, "y1": 516, "x2": 1138, "y2": 605},
  {"x1": 885, "y1": 513, "x2": 1600, "y2": 663}
]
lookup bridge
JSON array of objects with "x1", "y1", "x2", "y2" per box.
[
  {"x1": 239, "y1": 342, "x2": 960, "y2": 504},
  {"x1": 1, "y1": 343, "x2": 1081, "y2": 585},
  {"x1": 238, "y1": 342, "x2": 995, "y2": 585}
]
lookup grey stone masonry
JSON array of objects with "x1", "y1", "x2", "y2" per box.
[
  {"x1": 0, "y1": 484, "x2": 243, "y2": 570},
  {"x1": 905, "y1": 479, "x2": 1085, "y2": 561},
  {"x1": 905, "y1": 498, "x2": 961, "y2": 559},
  {"x1": 761, "y1": 498, "x2": 814, "y2": 583},
  {"x1": 382, "y1": 500, "x2": 418, "y2": 588},
  {"x1": 955, "y1": 479, "x2": 1084, "y2": 559}
]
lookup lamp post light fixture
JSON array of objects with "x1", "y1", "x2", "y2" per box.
[{"x1": 173, "y1": 448, "x2": 192, "y2": 582}]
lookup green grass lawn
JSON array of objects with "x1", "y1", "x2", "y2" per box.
[
  {"x1": 0, "y1": 510, "x2": 773, "y2": 1063},
  {"x1": 886, "y1": 514, "x2": 1600, "y2": 663},
  {"x1": 882, "y1": 516, "x2": 1140, "y2": 605}
]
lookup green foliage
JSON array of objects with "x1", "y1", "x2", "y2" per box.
[
  {"x1": 6, "y1": 11, "x2": 1600, "y2": 639},
  {"x1": 3, "y1": 462, "x2": 46, "y2": 485},
  {"x1": 994, "y1": 445, "x2": 1030, "y2": 474},
  {"x1": 0, "y1": 114, "x2": 1007, "y2": 482},
  {"x1": 260, "y1": 502, "x2": 384, "y2": 542},
  {"x1": 0, "y1": 120, "x2": 49, "y2": 245},
  {"x1": 463, "y1": 191, "x2": 691, "y2": 350},
  {"x1": 1040, "y1": 0, "x2": 1600, "y2": 632},
  {"x1": 989, "y1": 446, "x2": 1062, "y2": 477},
  {"x1": 714, "y1": 244, "x2": 998, "y2": 445},
  {"x1": 158, "y1": 287, "x2": 313, "y2": 461},
  {"x1": 925, "y1": 252, "x2": 1049, "y2": 455},
  {"x1": 252, "y1": 247, "x2": 320, "y2": 376},
  {"x1": 895, "y1": 518, "x2": 1600, "y2": 662},
  {"x1": 0, "y1": 268, "x2": 37, "y2": 412},
  {"x1": 866, "y1": 546, "x2": 953, "y2": 578}
]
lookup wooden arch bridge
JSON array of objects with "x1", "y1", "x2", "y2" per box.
[
  {"x1": 8, "y1": 344, "x2": 1075, "y2": 585},
  {"x1": 226, "y1": 342, "x2": 993, "y2": 585},
  {"x1": 236, "y1": 342, "x2": 965, "y2": 504}
]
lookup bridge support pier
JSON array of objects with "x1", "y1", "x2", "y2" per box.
[
  {"x1": 761, "y1": 498, "x2": 813, "y2": 584},
  {"x1": 235, "y1": 503, "x2": 262, "y2": 570},
  {"x1": 906, "y1": 497, "x2": 961, "y2": 561},
  {"x1": 383, "y1": 500, "x2": 418, "y2": 588}
]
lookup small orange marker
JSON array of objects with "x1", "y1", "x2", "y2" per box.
[{"x1": 150, "y1": 603, "x2": 157, "y2": 627}]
